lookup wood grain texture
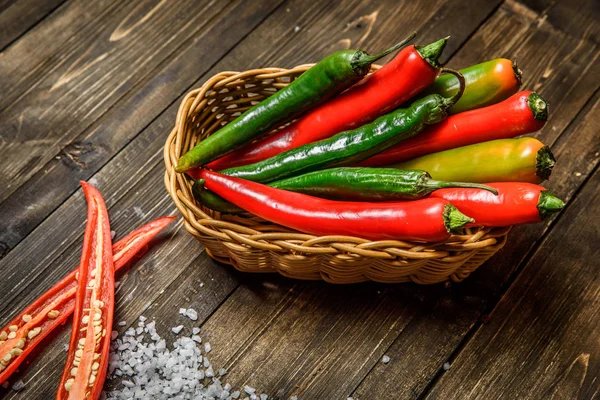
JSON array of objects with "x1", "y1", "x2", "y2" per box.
[
  {"x1": 426, "y1": 166, "x2": 600, "y2": 400},
  {"x1": 0, "y1": 0, "x2": 271, "y2": 205},
  {"x1": 0, "y1": 0, "x2": 65, "y2": 50},
  {"x1": 519, "y1": 0, "x2": 600, "y2": 42},
  {"x1": 0, "y1": 0, "x2": 284, "y2": 256}
]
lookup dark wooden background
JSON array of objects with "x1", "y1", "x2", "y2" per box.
[{"x1": 0, "y1": 0, "x2": 598, "y2": 398}]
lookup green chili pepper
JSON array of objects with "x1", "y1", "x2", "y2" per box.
[
  {"x1": 176, "y1": 33, "x2": 417, "y2": 172},
  {"x1": 392, "y1": 137, "x2": 555, "y2": 183},
  {"x1": 421, "y1": 58, "x2": 521, "y2": 114},
  {"x1": 193, "y1": 182, "x2": 244, "y2": 214},
  {"x1": 269, "y1": 167, "x2": 498, "y2": 200},
  {"x1": 219, "y1": 69, "x2": 466, "y2": 183},
  {"x1": 192, "y1": 167, "x2": 497, "y2": 213}
]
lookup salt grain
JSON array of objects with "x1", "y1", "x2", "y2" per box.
[
  {"x1": 185, "y1": 308, "x2": 198, "y2": 321},
  {"x1": 110, "y1": 230, "x2": 116, "y2": 240},
  {"x1": 118, "y1": 321, "x2": 127, "y2": 326},
  {"x1": 192, "y1": 327, "x2": 201, "y2": 335},
  {"x1": 171, "y1": 325, "x2": 184, "y2": 335},
  {"x1": 382, "y1": 355, "x2": 390, "y2": 364},
  {"x1": 204, "y1": 343, "x2": 212, "y2": 353},
  {"x1": 12, "y1": 380, "x2": 25, "y2": 391},
  {"x1": 133, "y1": 206, "x2": 145, "y2": 218},
  {"x1": 443, "y1": 362, "x2": 451, "y2": 371}
]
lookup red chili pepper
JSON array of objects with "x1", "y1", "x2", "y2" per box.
[
  {"x1": 0, "y1": 216, "x2": 175, "y2": 385},
  {"x1": 430, "y1": 182, "x2": 564, "y2": 227},
  {"x1": 55, "y1": 182, "x2": 114, "y2": 399},
  {"x1": 359, "y1": 91, "x2": 547, "y2": 167},
  {"x1": 199, "y1": 40, "x2": 446, "y2": 175},
  {"x1": 199, "y1": 170, "x2": 473, "y2": 242}
]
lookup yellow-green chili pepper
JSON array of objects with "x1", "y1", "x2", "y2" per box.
[{"x1": 392, "y1": 137, "x2": 555, "y2": 183}]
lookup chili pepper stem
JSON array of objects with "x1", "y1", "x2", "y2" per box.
[
  {"x1": 415, "y1": 37, "x2": 448, "y2": 68},
  {"x1": 440, "y1": 68, "x2": 466, "y2": 108},
  {"x1": 424, "y1": 180, "x2": 499, "y2": 195},
  {"x1": 538, "y1": 190, "x2": 565, "y2": 220},
  {"x1": 443, "y1": 203, "x2": 473, "y2": 233},
  {"x1": 536, "y1": 145, "x2": 556, "y2": 181},
  {"x1": 527, "y1": 92, "x2": 548, "y2": 121},
  {"x1": 354, "y1": 31, "x2": 417, "y2": 71}
]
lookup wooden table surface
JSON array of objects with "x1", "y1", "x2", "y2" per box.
[{"x1": 0, "y1": 0, "x2": 598, "y2": 398}]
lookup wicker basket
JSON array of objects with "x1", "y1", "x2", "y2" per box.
[{"x1": 163, "y1": 65, "x2": 510, "y2": 284}]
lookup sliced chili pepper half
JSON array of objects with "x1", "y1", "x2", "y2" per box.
[
  {"x1": 57, "y1": 182, "x2": 113, "y2": 399},
  {"x1": 0, "y1": 216, "x2": 175, "y2": 385}
]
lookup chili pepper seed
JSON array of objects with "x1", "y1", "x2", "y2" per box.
[
  {"x1": 10, "y1": 348, "x2": 23, "y2": 356},
  {"x1": 48, "y1": 310, "x2": 60, "y2": 319},
  {"x1": 27, "y1": 327, "x2": 42, "y2": 340},
  {"x1": 64, "y1": 378, "x2": 74, "y2": 391}
]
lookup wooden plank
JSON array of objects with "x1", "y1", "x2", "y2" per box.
[
  {"x1": 0, "y1": 0, "x2": 254, "y2": 204},
  {"x1": 518, "y1": 0, "x2": 600, "y2": 42},
  {"x1": 425, "y1": 166, "x2": 600, "y2": 400},
  {"x1": 0, "y1": 0, "x2": 121, "y2": 111},
  {"x1": 0, "y1": 0, "x2": 66, "y2": 51},
  {"x1": 0, "y1": 0, "x2": 285, "y2": 256}
]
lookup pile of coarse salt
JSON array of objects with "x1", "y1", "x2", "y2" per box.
[{"x1": 103, "y1": 313, "x2": 269, "y2": 400}]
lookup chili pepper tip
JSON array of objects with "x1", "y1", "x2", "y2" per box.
[
  {"x1": 175, "y1": 156, "x2": 190, "y2": 173},
  {"x1": 443, "y1": 203, "x2": 474, "y2": 233},
  {"x1": 537, "y1": 190, "x2": 564, "y2": 220}
]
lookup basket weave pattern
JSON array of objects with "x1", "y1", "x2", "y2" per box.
[{"x1": 164, "y1": 65, "x2": 510, "y2": 284}]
